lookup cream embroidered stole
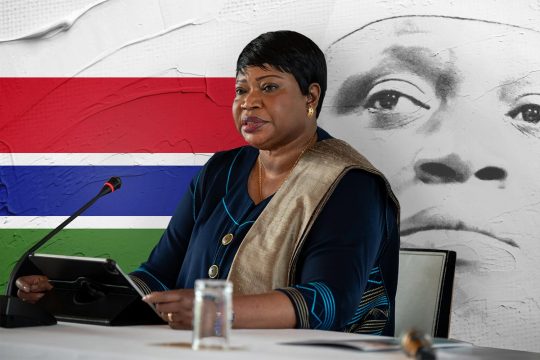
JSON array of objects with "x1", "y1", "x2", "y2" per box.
[{"x1": 227, "y1": 138, "x2": 399, "y2": 295}]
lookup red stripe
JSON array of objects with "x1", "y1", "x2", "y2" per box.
[
  {"x1": 104, "y1": 182, "x2": 115, "y2": 192},
  {"x1": 0, "y1": 78, "x2": 245, "y2": 153}
]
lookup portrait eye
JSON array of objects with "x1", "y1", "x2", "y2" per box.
[
  {"x1": 358, "y1": 77, "x2": 437, "y2": 129},
  {"x1": 508, "y1": 104, "x2": 540, "y2": 124},
  {"x1": 365, "y1": 90, "x2": 430, "y2": 113}
]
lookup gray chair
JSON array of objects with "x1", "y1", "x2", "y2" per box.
[{"x1": 395, "y1": 248, "x2": 456, "y2": 338}]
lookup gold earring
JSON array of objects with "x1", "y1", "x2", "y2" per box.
[{"x1": 307, "y1": 106, "x2": 314, "y2": 118}]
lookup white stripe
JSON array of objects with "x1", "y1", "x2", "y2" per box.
[
  {"x1": 0, "y1": 0, "x2": 109, "y2": 43},
  {"x1": 0, "y1": 216, "x2": 171, "y2": 229},
  {"x1": 0, "y1": 153, "x2": 213, "y2": 166}
]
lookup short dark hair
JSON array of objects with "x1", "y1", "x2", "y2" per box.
[{"x1": 236, "y1": 30, "x2": 327, "y2": 117}]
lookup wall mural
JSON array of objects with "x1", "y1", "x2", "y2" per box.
[
  {"x1": 0, "y1": 1, "x2": 538, "y2": 352},
  {"x1": 320, "y1": 15, "x2": 540, "y2": 351}
]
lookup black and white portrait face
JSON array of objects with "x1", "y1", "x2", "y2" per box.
[{"x1": 321, "y1": 16, "x2": 540, "y2": 346}]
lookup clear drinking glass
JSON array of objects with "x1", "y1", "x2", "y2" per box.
[{"x1": 192, "y1": 279, "x2": 233, "y2": 350}]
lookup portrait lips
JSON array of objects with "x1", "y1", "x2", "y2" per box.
[
  {"x1": 241, "y1": 116, "x2": 267, "y2": 133},
  {"x1": 400, "y1": 208, "x2": 519, "y2": 248}
]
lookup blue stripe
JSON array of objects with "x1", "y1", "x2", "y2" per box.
[
  {"x1": 133, "y1": 266, "x2": 170, "y2": 291},
  {"x1": 347, "y1": 297, "x2": 389, "y2": 323},
  {"x1": 311, "y1": 283, "x2": 330, "y2": 329},
  {"x1": 225, "y1": 148, "x2": 243, "y2": 194},
  {"x1": 311, "y1": 282, "x2": 336, "y2": 330},
  {"x1": 357, "y1": 295, "x2": 389, "y2": 312},
  {"x1": 297, "y1": 285, "x2": 323, "y2": 329},
  {"x1": 237, "y1": 220, "x2": 255, "y2": 229},
  {"x1": 0, "y1": 165, "x2": 200, "y2": 216},
  {"x1": 221, "y1": 197, "x2": 255, "y2": 228},
  {"x1": 220, "y1": 148, "x2": 255, "y2": 228},
  {"x1": 221, "y1": 198, "x2": 240, "y2": 226},
  {"x1": 297, "y1": 282, "x2": 336, "y2": 330},
  {"x1": 191, "y1": 170, "x2": 202, "y2": 221}
]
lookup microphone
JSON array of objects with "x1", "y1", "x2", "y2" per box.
[
  {"x1": 97, "y1": 176, "x2": 122, "y2": 197},
  {"x1": 401, "y1": 329, "x2": 436, "y2": 360},
  {"x1": 0, "y1": 177, "x2": 121, "y2": 328}
]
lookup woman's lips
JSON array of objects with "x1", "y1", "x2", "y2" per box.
[
  {"x1": 400, "y1": 207, "x2": 519, "y2": 248},
  {"x1": 241, "y1": 116, "x2": 266, "y2": 133}
]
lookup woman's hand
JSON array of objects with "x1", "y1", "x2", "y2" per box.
[
  {"x1": 143, "y1": 290, "x2": 296, "y2": 329},
  {"x1": 143, "y1": 289, "x2": 194, "y2": 329},
  {"x1": 15, "y1": 275, "x2": 53, "y2": 303}
]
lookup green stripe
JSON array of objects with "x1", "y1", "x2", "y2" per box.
[{"x1": 0, "y1": 229, "x2": 164, "y2": 295}]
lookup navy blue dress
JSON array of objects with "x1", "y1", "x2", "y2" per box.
[{"x1": 131, "y1": 128, "x2": 399, "y2": 335}]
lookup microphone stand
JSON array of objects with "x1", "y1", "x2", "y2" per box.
[{"x1": 0, "y1": 177, "x2": 121, "y2": 328}]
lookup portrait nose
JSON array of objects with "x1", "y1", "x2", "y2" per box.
[
  {"x1": 414, "y1": 154, "x2": 507, "y2": 184},
  {"x1": 414, "y1": 102, "x2": 509, "y2": 185},
  {"x1": 474, "y1": 166, "x2": 507, "y2": 181},
  {"x1": 415, "y1": 154, "x2": 471, "y2": 183}
]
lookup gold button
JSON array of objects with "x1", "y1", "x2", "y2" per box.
[
  {"x1": 208, "y1": 265, "x2": 219, "y2": 278},
  {"x1": 222, "y1": 233, "x2": 234, "y2": 246}
]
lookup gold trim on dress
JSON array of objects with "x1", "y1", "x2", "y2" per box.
[{"x1": 227, "y1": 138, "x2": 399, "y2": 295}]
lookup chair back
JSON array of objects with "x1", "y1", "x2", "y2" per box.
[{"x1": 395, "y1": 248, "x2": 456, "y2": 338}]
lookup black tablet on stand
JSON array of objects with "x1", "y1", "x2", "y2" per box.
[{"x1": 28, "y1": 254, "x2": 163, "y2": 326}]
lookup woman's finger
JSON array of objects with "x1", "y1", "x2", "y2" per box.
[
  {"x1": 167, "y1": 311, "x2": 193, "y2": 329},
  {"x1": 142, "y1": 289, "x2": 193, "y2": 304},
  {"x1": 160, "y1": 307, "x2": 194, "y2": 329},
  {"x1": 142, "y1": 289, "x2": 194, "y2": 330},
  {"x1": 17, "y1": 290, "x2": 45, "y2": 304},
  {"x1": 158, "y1": 311, "x2": 169, "y2": 323},
  {"x1": 155, "y1": 300, "x2": 192, "y2": 314},
  {"x1": 16, "y1": 275, "x2": 52, "y2": 292}
]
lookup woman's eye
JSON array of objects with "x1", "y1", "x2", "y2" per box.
[
  {"x1": 365, "y1": 90, "x2": 430, "y2": 112},
  {"x1": 262, "y1": 84, "x2": 278, "y2": 92},
  {"x1": 508, "y1": 104, "x2": 540, "y2": 124},
  {"x1": 235, "y1": 88, "x2": 246, "y2": 96}
]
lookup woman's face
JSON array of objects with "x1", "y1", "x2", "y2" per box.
[
  {"x1": 321, "y1": 17, "x2": 540, "y2": 347},
  {"x1": 232, "y1": 65, "x2": 314, "y2": 151}
]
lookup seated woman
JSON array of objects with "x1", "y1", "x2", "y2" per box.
[{"x1": 17, "y1": 30, "x2": 400, "y2": 336}]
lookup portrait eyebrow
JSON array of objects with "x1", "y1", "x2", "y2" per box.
[
  {"x1": 333, "y1": 45, "x2": 459, "y2": 115},
  {"x1": 497, "y1": 73, "x2": 540, "y2": 103},
  {"x1": 334, "y1": 72, "x2": 379, "y2": 115}
]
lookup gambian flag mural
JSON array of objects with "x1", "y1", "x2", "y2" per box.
[{"x1": 0, "y1": 77, "x2": 243, "y2": 293}]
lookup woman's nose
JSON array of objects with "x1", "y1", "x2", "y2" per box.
[
  {"x1": 414, "y1": 154, "x2": 507, "y2": 184},
  {"x1": 241, "y1": 90, "x2": 261, "y2": 110}
]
